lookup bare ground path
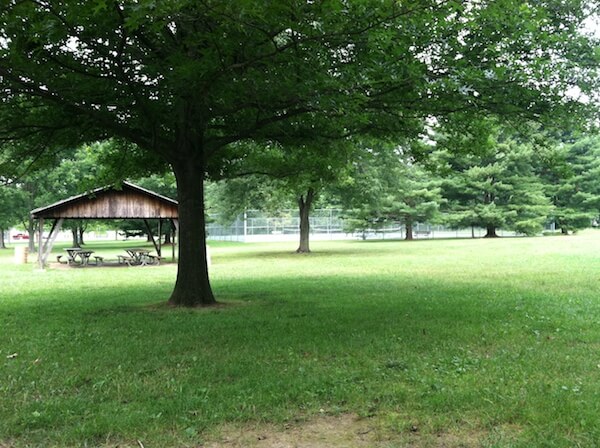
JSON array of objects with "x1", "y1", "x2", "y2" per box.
[{"x1": 202, "y1": 414, "x2": 496, "y2": 448}]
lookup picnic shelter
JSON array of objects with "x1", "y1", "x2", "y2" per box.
[{"x1": 31, "y1": 181, "x2": 179, "y2": 268}]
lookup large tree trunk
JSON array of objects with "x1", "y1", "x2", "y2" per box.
[
  {"x1": 169, "y1": 159, "x2": 216, "y2": 307},
  {"x1": 405, "y1": 220, "x2": 414, "y2": 240},
  {"x1": 484, "y1": 225, "x2": 498, "y2": 238},
  {"x1": 296, "y1": 188, "x2": 315, "y2": 253},
  {"x1": 0, "y1": 228, "x2": 6, "y2": 249}
]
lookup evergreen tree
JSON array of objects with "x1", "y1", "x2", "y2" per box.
[
  {"x1": 540, "y1": 136, "x2": 600, "y2": 233},
  {"x1": 382, "y1": 163, "x2": 443, "y2": 240},
  {"x1": 340, "y1": 144, "x2": 443, "y2": 239},
  {"x1": 437, "y1": 130, "x2": 552, "y2": 237}
]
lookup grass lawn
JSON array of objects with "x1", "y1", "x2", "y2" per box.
[{"x1": 1, "y1": 234, "x2": 600, "y2": 447}]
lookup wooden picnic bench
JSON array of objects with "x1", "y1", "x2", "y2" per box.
[
  {"x1": 58, "y1": 248, "x2": 95, "y2": 266},
  {"x1": 147, "y1": 254, "x2": 164, "y2": 265},
  {"x1": 118, "y1": 255, "x2": 135, "y2": 266},
  {"x1": 57, "y1": 253, "x2": 103, "y2": 265}
]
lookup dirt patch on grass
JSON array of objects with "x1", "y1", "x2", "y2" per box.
[
  {"x1": 203, "y1": 414, "x2": 378, "y2": 448},
  {"x1": 202, "y1": 414, "x2": 500, "y2": 448},
  {"x1": 1, "y1": 416, "x2": 520, "y2": 447}
]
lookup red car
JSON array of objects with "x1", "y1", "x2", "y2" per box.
[{"x1": 12, "y1": 233, "x2": 29, "y2": 240}]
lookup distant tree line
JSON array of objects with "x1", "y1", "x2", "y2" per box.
[
  {"x1": 207, "y1": 127, "x2": 600, "y2": 245},
  {"x1": 2, "y1": 127, "x2": 600, "y2": 253}
]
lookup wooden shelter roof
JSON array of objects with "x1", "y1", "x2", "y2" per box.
[{"x1": 31, "y1": 181, "x2": 178, "y2": 219}]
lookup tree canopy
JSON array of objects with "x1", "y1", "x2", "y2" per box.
[{"x1": 1, "y1": 1, "x2": 599, "y2": 305}]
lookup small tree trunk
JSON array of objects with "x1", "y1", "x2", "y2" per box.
[
  {"x1": 296, "y1": 188, "x2": 315, "y2": 253},
  {"x1": 561, "y1": 227, "x2": 569, "y2": 235},
  {"x1": 27, "y1": 217, "x2": 36, "y2": 252},
  {"x1": 471, "y1": 226, "x2": 475, "y2": 239},
  {"x1": 484, "y1": 225, "x2": 499, "y2": 238},
  {"x1": 78, "y1": 226, "x2": 85, "y2": 246},
  {"x1": 405, "y1": 221, "x2": 414, "y2": 240},
  {"x1": 164, "y1": 232, "x2": 172, "y2": 244},
  {"x1": 0, "y1": 228, "x2": 6, "y2": 249},
  {"x1": 71, "y1": 228, "x2": 81, "y2": 248},
  {"x1": 168, "y1": 157, "x2": 216, "y2": 307}
]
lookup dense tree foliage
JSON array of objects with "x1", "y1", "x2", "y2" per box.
[
  {"x1": 382, "y1": 164, "x2": 443, "y2": 240},
  {"x1": 207, "y1": 176, "x2": 293, "y2": 225},
  {"x1": 38, "y1": 145, "x2": 103, "y2": 247},
  {"x1": 213, "y1": 140, "x2": 354, "y2": 252},
  {"x1": 1, "y1": 1, "x2": 598, "y2": 305},
  {"x1": 340, "y1": 144, "x2": 443, "y2": 240},
  {"x1": 540, "y1": 136, "x2": 600, "y2": 233},
  {"x1": 435, "y1": 133, "x2": 552, "y2": 237},
  {"x1": 0, "y1": 184, "x2": 26, "y2": 248},
  {"x1": 335, "y1": 129, "x2": 600, "y2": 238}
]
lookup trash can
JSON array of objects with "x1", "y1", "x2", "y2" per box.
[{"x1": 14, "y1": 246, "x2": 28, "y2": 264}]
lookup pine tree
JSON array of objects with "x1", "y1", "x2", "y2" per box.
[
  {"x1": 340, "y1": 145, "x2": 443, "y2": 239},
  {"x1": 541, "y1": 136, "x2": 600, "y2": 233},
  {"x1": 382, "y1": 164, "x2": 443, "y2": 240},
  {"x1": 437, "y1": 130, "x2": 552, "y2": 237}
]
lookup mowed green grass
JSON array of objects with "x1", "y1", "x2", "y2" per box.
[{"x1": 1, "y1": 234, "x2": 600, "y2": 447}]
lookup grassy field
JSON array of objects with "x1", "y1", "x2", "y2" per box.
[{"x1": 1, "y1": 234, "x2": 600, "y2": 447}]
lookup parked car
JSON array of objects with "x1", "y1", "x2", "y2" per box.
[{"x1": 12, "y1": 233, "x2": 29, "y2": 240}]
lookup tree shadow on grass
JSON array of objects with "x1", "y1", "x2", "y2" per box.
[
  {"x1": 213, "y1": 247, "x2": 402, "y2": 261},
  {"x1": 1, "y1": 268, "x2": 592, "y2": 447}
]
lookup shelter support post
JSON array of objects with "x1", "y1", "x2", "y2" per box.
[
  {"x1": 158, "y1": 218, "x2": 162, "y2": 257},
  {"x1": 171, "y1": 219, "x2": 179, "y2": 262},
  {"x1": 38, "y1": 218, "x2": 64, "y2": 268},
  {"x1": 143, "y1": 219, "x2": 160, "y2": 256},
  {"x1": 37, "y1": 218, "x2": 44, "y2": 269}
]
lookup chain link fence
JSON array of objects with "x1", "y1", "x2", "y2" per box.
[{"x1": 206, "y1": 209, "x2": 520, "y2": 242}]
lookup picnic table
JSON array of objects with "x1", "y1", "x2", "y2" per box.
[
  {"x1": 125, "y1": 248, "x2": 151, "y2": 266},
  {"x1": 64, "y1": 248, "x2": 95, "y2": 266}
]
